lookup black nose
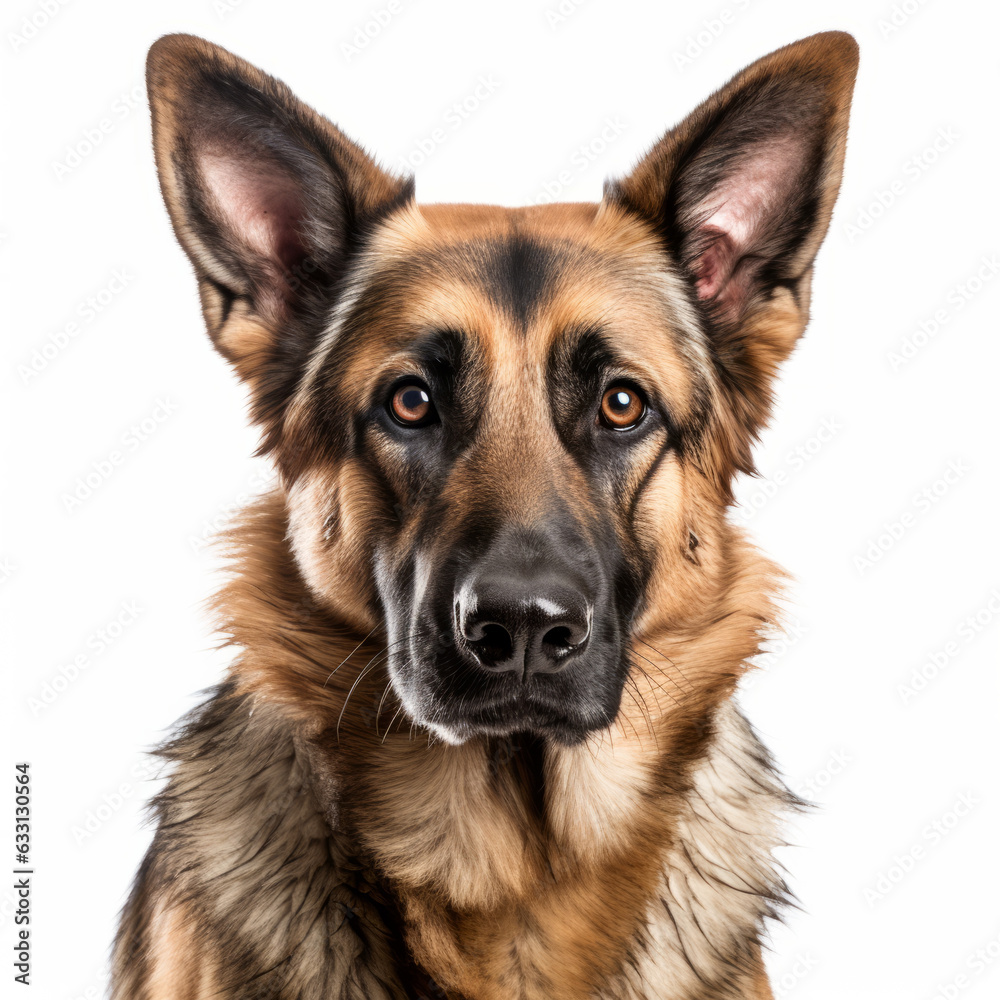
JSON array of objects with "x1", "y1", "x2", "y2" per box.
[{"x1": 457, "y1": 572, "x2": 592, "y2": 677}]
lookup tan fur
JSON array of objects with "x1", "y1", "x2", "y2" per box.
[{"x1": 144, "y1": 899, "x2": 221, "y2": 999}]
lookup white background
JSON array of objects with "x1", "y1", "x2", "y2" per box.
[{"x1": 3, "y1": 1, "x2": 999, "y2": 998}]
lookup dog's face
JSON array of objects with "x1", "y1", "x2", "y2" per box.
[
  {"x1": 286, "y1": 207, "x2": 707, "y2": 744},
  {"x1": 147, "y1": 33, "x2": 857, "y2": 744}
]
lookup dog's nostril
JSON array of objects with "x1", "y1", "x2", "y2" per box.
[
  {"x1": 467, "y1": 622, "x2": 514, "y2": 668},
  {"x1": 542, "y1": 625, "x2": 575, "y2": 654}
]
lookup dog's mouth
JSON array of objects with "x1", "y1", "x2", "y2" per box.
[
  {"x1": 430, "y1": 685, "x2": 610, "y2": 745},
  {"x1": 388, "y1": 641, "x2": 626, "y2": 747}
]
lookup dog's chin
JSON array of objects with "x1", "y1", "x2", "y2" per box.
[{"x1": 414, "y1": 695, "x2": 614, "y2": 748}]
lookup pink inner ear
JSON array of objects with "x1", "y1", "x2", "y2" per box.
[
  {"x1": 690, "y1": 134, "x2": 808, "y2": 313},
  {"x1": 201, "y1": 152, "x2": 307, "y2": 277},
  {"x1": 692, "y1": 228, "x2": 737, "y2": 302}
]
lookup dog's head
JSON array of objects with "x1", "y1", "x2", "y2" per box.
[{"x1": 147, "y1": 33, "x2": 856, "y2": 745}]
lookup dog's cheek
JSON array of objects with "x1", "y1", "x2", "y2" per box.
[
  {"x1": 286, "y1": 464, "x2": 383, "y2": 632},
  {"x1": 629, "y1": 456, "x2": 723, "y2": 637}
]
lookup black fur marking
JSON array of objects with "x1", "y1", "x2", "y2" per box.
[
  {"x1": 461, "y1": 234, "x2": 566, "y2": 330},
  {"x1": 683, "y1": 529, "x2": 701, "y2": 567}
]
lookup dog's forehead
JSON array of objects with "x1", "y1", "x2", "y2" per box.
[
  {"x1": 376, "y1": 201, "x2": 660, "y2": 327},
  {"x1": 363, "y1": 202, "x2": 602, "y2": 330},
  {"x1": 318, "y1": 201, "x2": 707, "y2": 412}
]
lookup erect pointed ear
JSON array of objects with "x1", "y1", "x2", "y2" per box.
[
  {"x1": 146, "y1": 34, "x2": 412, "y2": 380},
  {"x1": 604, "y1": 31, "x2": 858, "y2": 360}
]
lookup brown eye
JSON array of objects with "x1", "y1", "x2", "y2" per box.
[
  {"x1": 600, "y1": 385, "x2": 645, "y2": 430},
  {"x1": 390, "y1": 383, "x2": 435, "y2": 426}
]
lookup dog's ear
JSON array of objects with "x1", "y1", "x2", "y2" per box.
[
  {"x1": 146, "y1": 34, "x2": 412, "y2": 385},
  {"x1": 604, "y1": 32, "x2": 858, "y2": 366}
]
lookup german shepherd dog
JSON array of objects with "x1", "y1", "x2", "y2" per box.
[{"x1": 113, "y1": 30, "x2": 857, "y2": 1000}]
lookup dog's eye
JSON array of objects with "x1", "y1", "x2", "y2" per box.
[
  {"x1": 599, "y1": 385, "x2": 645, "y2": 430},
  {"x1": 389, "y1": 382, "x2": 437, "y2": 427}
]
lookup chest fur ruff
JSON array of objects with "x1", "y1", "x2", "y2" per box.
[
  {"x1": 599, "y1": 701, "x2": 793, "y2": 1000},
  {"x1": 344, "y1": 698, "x2": 794, "y2": 1000}
]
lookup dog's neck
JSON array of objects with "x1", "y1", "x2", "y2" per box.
[
  {"x1": 217, "y1": 492, "x2": 790, "y2": 999},
  {"x1": 308, "y1": 699, "x2": 790, "y2": 1000}
]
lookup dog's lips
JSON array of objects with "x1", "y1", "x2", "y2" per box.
[{"x1": 424, "y1": 678, "x2": 610, "y2": 744}]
